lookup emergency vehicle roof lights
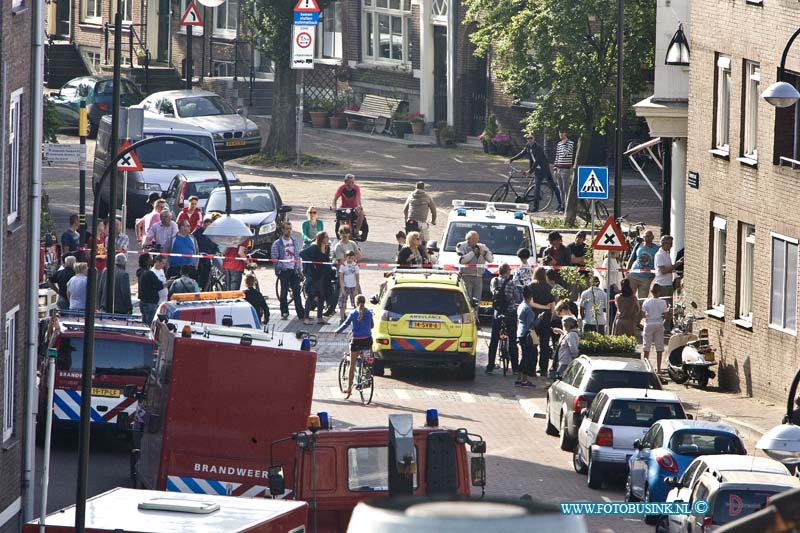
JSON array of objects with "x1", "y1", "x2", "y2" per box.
[
  {"x1": 485, "y1": 204, "x2": 497, "y2": 218},
  {"x1": 181, "y1": 325, "x2": 192, "y2": 338},
  {"x1": 170, "y1": 290, "x2": 245, "y2": 302},
  {"x1": 240, "y1": 334, "x2": 252, "y2": 346},
  {"x1": 318, "y1": 411, "x2": 330, "y2": 430},
  {"x1": 514, "y1": 211, "x2": 525, "y2": 220},
  {"x1": 308, "y1": 415, "x2": 321, "y2": 433},
  {"x1": 425, "y1": 408, "x2": 439, "y2": 427},
  {"x1": 456, "y1": 209, "x2": 467, "y2": 216}
]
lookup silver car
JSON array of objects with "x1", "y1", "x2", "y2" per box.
[{"x1": 137, "y1": 89, "x2": 261, "y2": 160}]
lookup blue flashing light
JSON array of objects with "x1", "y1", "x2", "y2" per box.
[
  {"x1": 514, "y1": 211, "x2": 524, "y2": 220},
  {"x1": 456, "y1": 209, "x2": 467, "y2": 216},
  {"x1": 318, "y1": 411, "x2": 330, "y2": 430},
  {"x1": 426, "y1": 408, "x2": 439, "y2": 427}
]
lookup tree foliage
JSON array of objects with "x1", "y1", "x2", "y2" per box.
[{"x1": 43, "y1": 95, "x2": 61, "y2": 143}]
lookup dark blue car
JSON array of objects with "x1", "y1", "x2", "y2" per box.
[{"x1": 50, "y1": 76, "x2": 143, "y2": 137}]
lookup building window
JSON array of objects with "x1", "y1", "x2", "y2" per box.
[
  {"x1": 86, "y1": 50, "x2": 102, "y2": 71},
  {"x1": 773, "y1": 71, "x2": 800, "y2": 165},
  {"x1": 711, "y1": 215, "x2": 727, "y2": 312},
  {"x1": 3, "y1": 308, "x2": 18, "y2": 442},
  {"x1": 770, "y1": 234, "x2": 798, "y2": 332},
  {"x1": 742, "y1": 61, "x2": 760, "y2": 161},
  {"x1": 318, "y1": 0, "x2": 342, "y2": 59},
  {"x1": 113, "y1": 0, "x2": 133, "y2": 22},
  {"x1": 84, "y1": 0, "x2": 102, "y2": 21},
  {"x1": 713, "y1": 54, "x2": 731, "y2": 153},
  {"x1": 211, "y1": 61, "x2": 234, "y2": 77},
  {"x1": 8, "y1": 89, "x2": 22, "y2": 226},
  {"x1": 214, "y1": 0, "x2": 238, "y2": 35},
  {"x1": 362, "y1": 0, "x2": 411, "y2": 64},
  {"x1": 738, "y1": 223, "x2": 755, "y2": 322}
]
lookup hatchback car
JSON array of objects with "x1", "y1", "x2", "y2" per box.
[
  {"x1": 205, "y1": 183, "x2": 291, "y2": 252},
  {"x1": 573, "y1": 388, "x2": 687, "y2": 489},
  {"x1": 658, "y1": 455, "x2": 797, "y2": 532},
  {"x1": 163, "y1": 171, "x2": 240, "y2": 217},
  {"x1": 626, "y1": 420, "x2": 745, "y2": 509},
  {"x1": 546, "y1": 355, "x2": 662, "y2": 451},
  {"x1": 370, "y1": 269, "x2": 477, "y2": 379},
  {"x1": 137, "y1": 89, "x2": 261, "y2": 159},
  {"x1": 50, "y1": 76, "x2": 143, "y2": 137}
]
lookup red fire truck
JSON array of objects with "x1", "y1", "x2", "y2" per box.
[{"x1": 38, "y1": 312, "x2": 155, "y2": 435}]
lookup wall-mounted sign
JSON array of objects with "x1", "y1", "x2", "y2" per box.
[{"x1": 688, "y1": 171, "x2": 699, "y2": 189}]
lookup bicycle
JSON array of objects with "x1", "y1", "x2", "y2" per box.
[
  {"x1": 489, "y1": 166, "x2": 555, "y2": 212},
  {"x1": 205, "y1": 260, "x2": 226, "y2": 291},
  {"x1": 338, "y1": 348, "x2": 375, "y2": 405},
  {"x1": 615, "y1": 215, "x2": 646, "y2": 265},
  {"x1": 576, "y1": 198, "x2": 610, "y2": 226},
  {"x1": 497, "y1": 315, "x2": 511, "y2": 376}
]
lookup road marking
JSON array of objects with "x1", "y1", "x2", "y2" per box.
[
  {"x1": 394, "y1": 389, "x2": 411, "y2": 400},
  {"x1": 458, "y1": 392, "x2": 475, "y2": 403},
  {"x1": 601, "y1": 496, "x2": 611, "y2": 502},
  {"x1": 519, "y1": 398, "x2": 545, "y2": 419},
  {"x1": 451, "y1": 157, "x2": 463, "y2": 163}
]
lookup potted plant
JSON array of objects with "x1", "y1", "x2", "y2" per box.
[
  {"x1": 578, "y1": 331, "x2": 638, "y2": 357},
  {"x1": 307, "y1": 97, "x2": 330, "y2": 128},
  {"x1": 492, "y1": 132, "x2": 511, "y2": 156},
  {"x1": 435, "y1": 120, "x2": 455, "y2": 147},
  {"x1": 329, "y1": 93, "x2": 348, "y2": 129},
  {"x1": 392, "y1": 111, "x2": 412, "y2": 138},
  {"x1": 136, "y1": 47, "x2": 147, "y2": 67},
  {"x1": 409, "y1": 112, "x2": 425, "y2": 135},
  {"x1": 481, "y1": 114, "x2": 499, "y2": 153}
]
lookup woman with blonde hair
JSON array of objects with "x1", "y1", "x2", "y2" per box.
[
  {"x1": 397, "y1": 231, "x2": 428, "y2": 268},
  {"x1": 335, "y1": 294, "x2": 374, "y2": 398},
  {"x1": 302, "y1": 206, "x2": 324, "y2": 247}
]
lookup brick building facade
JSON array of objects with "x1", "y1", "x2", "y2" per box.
[
  {"x1": 0, "y1": 1, "x2": 33, "y2": 531},
  {"x1": 684, "y1": 0, "x2": 800, "y2": 402}
]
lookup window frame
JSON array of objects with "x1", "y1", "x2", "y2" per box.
[
  {"x1": 3, "y1": 307, "x2": 19, "y2": 442},
  {"x1": 361, "y1": 0, "x2": 411, "y2": 65},
  {"x1": 710, "y1": 215, "x2": 727, "y2": 313},
  {"x1": 769, "y1": 233, "x2": 799, "y2": 334},
  {"x1": 713, "y1": 54, "x2": 732, "y2": 154},
  {"x1": 8, "y1": 88, "x2": 22, "y2": 226},
  {"x1": 737, "y1": 223, "x2": 755, "y2": 323},
  {"x1": 114, "y1": 0, "x2": 133, "y2": 23},
  {"x1": 742, "y1": 60, "x2": 760, "y2": 161},
  {"x1": 83, "y1": 0, "x2": 103, "y2": 22},
  {"x1": 213, "y1": 0, "x2": 238, "y2": 37},
  {"x1": 317, "y1": 0, "x2": 342, "y2": 60}
]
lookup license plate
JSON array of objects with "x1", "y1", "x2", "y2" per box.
[
  {"x1": 225, "y1": 140, "x2": 246, "y2": 147},
  {"x1": 91, "y1": 387, "x2": 120, "y2": 398},
  {"x1": 410, "y1": 321, "x2": 440, "y2": 329},
  {"x1": 480, "y1": 301, "x2": 492, "y2": 307}
]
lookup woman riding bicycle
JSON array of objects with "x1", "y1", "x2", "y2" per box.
[{"x1": 334, "y1": 294, "x2": 374, "y2": 399}]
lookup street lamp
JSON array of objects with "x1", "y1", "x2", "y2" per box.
[
  {"x1": 196, "y1": 0, "x2": 224, "y2": 5},
  {"x1": 665, "y1": 24, "x2": 690, "y2": 66},
  {"x1": 756, "y1": 368, "x2": 800, "y2": 466},
  {"x1": 75, "y1": 136, "x2": 250, "y2": 533},
  {"x1": 762, "y1": 27, "x2": 800, "y2": 162}
]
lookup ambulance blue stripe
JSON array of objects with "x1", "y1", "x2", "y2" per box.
[
  {"x1": 181, "y1": 477, "x2": 207, "y2": 494},
  {"x1": 53, "y1": 394, "x2": 79, "y2": 420},
  {"x1": 166, "y1": 478, "x2": 180, "y2": 492},
  {"x1": 65, "y1": 389, "x2": 105, "y2": 423},
  {"x1": 405, "y1": 338, "x2": 425, "y2": 351},
  {"x1": 206, "y1": 479, "x2": 228, "y2": 495}
]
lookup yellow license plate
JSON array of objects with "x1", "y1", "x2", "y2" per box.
[
  {"x1": 410, "y1": 321, "x2": 440, "y2": 329},
  {"x1": 226, "y1": 140, "x2": 246, "y2": 147},
  {"x1": 91, "y1": 387, "x2": 120, "y2": 398},
  {"x1": 480, "y1": 301, "x2": 492, "y2": 307},
  {"x1": 705, "y1": 352, "x2": 715, "y2": 361}
]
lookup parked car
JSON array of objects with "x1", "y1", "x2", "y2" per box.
[
  {"x1": 573, "y1": 388, "x2": 687, "y2": 489},
  {"x1": 137, "y1": 89, "x2": 261, "y2": 159},
  {"x1": 204, "y1": 183, "x2": 290, "y2": 252},
  {"x1": 163, "y1": 171, "x2": 240, "y2": 217},
  {"x1": 50, "y1": 76, "x2": 143, "y2": 137},
  {"x1": 546, "y1": 355, "x2": 662, "y2": 451},
  {"x1": 625, "y1": 420, "x2": 746, "y2": 522},
  {"x1": 92, "y1": 115, "x2": 218, "y2": 221},
  {"x1": 658, "y1": 455, "x2": 798, "y2": 532}
]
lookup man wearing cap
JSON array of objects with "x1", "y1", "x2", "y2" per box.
[
  {"x1": 509, "y1": 134, "x2": 564, "y2": 212},
  {"x1": 403, "y1": 181, "x2": 437, "y2": 241},
  {"x1": 542, "y1": 231, "x2": 571, "y2": 267},
  {"x1": 569, "y1": 231, "x2": 589, "y2": 268},
  {"x1": 98, "y1": 253, "x2": 133, "y2": 314}
]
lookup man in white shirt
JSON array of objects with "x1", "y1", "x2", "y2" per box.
[
  {"x1": 642, "y1": 284, "x2": 669, "y2": 372},
  {"x1": 654, "y1": 235, "x2": 682, "y2": 296},
  {"x1": 579, "y1": 276, "x2": 607, "y2": 334}
]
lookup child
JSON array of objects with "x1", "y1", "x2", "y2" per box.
[
  {"x1": 553, "y1": 315, "x2": 580, "y2": 377},
  {"x1": 395, "y1": 230, "x2": 407, "y2": 261},
  {"x1": 338, "y1": 250, "x2": 361, "y2": 322},
  {"x1": 243, "y1": 273, "x2": 270, "y2": 325},
  {"x1": 513, "y1": 247, "x2": 533, "y2": 288}
]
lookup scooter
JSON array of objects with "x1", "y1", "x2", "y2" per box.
[
  {"x1": 666, "y1": 301, "x2": 717, "y2": 389},
  {"x1": 335, "y1": 207, "x2": 369, "y2": 242}
]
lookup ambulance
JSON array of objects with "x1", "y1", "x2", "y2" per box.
[
  {"x1": 38, "y1": 312, "x2": 155, "y2": 434},
  {"x1": 157, "y1": 291, "x2": 261, "y2": 328}
]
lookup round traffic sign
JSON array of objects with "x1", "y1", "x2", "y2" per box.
[{"x1": 296, "y1": 32, "x2": 312, "y2": 48}]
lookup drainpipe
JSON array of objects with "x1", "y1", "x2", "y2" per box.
[
  {"x1": 24, "y1": 0, "x2": 45, "y2": 521},
  {"x1": 446, "y1": 0, "x2": 457, "y2": 126}
]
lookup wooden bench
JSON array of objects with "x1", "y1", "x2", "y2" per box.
[{"x1": 344, "y1": 94, "x2": 408, "y2": 134}]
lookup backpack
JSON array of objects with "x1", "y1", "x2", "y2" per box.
[{"x1": 492, "y1": 277, "x2": 511, "y2": 312}]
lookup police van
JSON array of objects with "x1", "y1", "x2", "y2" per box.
[{"x1": 435, "y1": 200, "x2": 541, "y2": 315}]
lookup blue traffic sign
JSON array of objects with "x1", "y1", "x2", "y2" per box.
[
  {"x1": 576, "y1": 166, "x2": 609, "y2": 200},
  {"x1": 293, "y1": 11, "x2": 319, "y2": 24}
]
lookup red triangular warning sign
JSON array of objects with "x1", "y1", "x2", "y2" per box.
[
  {"x1": 294, "y1": 0, "x2": 320, "y2": 12},
  {"x1": 591, "y1": 216, "x2": 628, "y2": 251},
  {"x1": 117, "y1": 140, "x2": 143, "y2": 172},
  {"x1": 180, "y1": 1, "x2": 203, "y2": 26}
]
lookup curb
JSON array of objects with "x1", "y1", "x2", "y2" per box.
[
  {"x1": 519, "y1": 398, "x2": 546, "y2": 419},
  {"x1": 684, "y1": 403, "x2": 769, "y2": 444}
]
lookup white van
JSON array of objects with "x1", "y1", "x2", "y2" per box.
[{"x1": 92, "y1": 115, "x2": 236, "y2": 221}]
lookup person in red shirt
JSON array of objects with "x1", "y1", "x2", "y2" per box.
[
  {"x1": 177, "y1": 195, "x2": 203, "y2": 232},
  {"x1": 222, "y1": 238, "x2": 250, "y2": 291},
  {"x1": 331, "y1": 174, "x2": 365, "y2": 236}
]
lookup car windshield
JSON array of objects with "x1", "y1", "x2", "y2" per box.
[
  {"x1": 95, "y1": 80, "x2": 139, "y2": 96},
  {"x1": 383, "y1": 288, "x2": 471, "y2": 320},
  {"x1": 603, "y1": 400, "x2": 685, "y2": 428},
  {"x1": 668, "y1": 431, "x2": 745, "y2": 456},
  {"x1": 186, "y1": 179, "x2": 238, "y2": 200},
  {"x1": 138, "y1": 135, "x2": 216, "y2": 170},
  {"x1": 206, "y1": 189, "x2": 275, "y2": 214},
  {"x1": 584, "y1": 370, "x2": 662, "y2": 393},
  {"x1": 711, "y1": 489, "x2": 779, "y2": 525},
  {"x1": 443, "y1": 221, "x2": 531, "y2": 256},
  {"x1": 57, "y1": 337, "x2": 153, "y2": 377},
  {"x1": 175, "y1": 96, "x2": 236, "y2": 118}
]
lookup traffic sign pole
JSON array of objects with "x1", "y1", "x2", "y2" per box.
[
  {"x1": 297, "y1": 70, "x2": 304, "y2": 167},
  {"x1": 292, "y1": 0, "x2": 318, "y2": 166},
  {"x1": 186, "y1": 24, "x2": 193, "y2": 90},
  {"x1": 78, "y1": 100, "x2": 87, "y2": 246}
]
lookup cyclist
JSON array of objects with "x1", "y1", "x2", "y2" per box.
[
  {"x1": 331, "y1": 174, "x2": 365, "y2": 236},
  {"x1": 334, "y1": 294, "x2": 374, "y2": 399},
  {"x1": 487, "y1": 263, "x2": 522, "y2": 375},
  {"x1": 508, "y1": 134, "x2": 563, "y2": 212}
]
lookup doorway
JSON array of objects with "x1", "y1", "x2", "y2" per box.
[
  {"x1": 433, "y1": 25, "x2": 448, "y2": 124},
  {"x1": 156, "y1": 0, "x2": 171, "y2": 63},
  {"x1": 55, "y1": 0, "x2": 70, "y2": 39}
]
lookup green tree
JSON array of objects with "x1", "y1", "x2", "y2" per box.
[
  {"x1": 465, "y1": 0, "x2": 655, "y2": 224},
  {"x1": 244, "y1": 0, "x2": 331, "y2": 160},
  {"x1": 43, "y1": 95, "x2": 62, "y2": 143}
]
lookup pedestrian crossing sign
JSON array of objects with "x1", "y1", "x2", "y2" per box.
[{"x1": 577, "y1": 166, "x2": 609, "y2": 200}]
